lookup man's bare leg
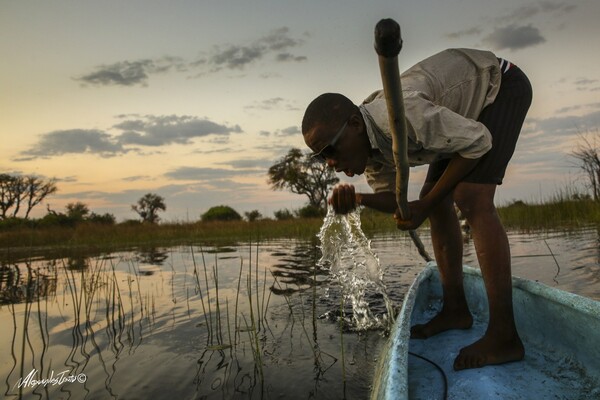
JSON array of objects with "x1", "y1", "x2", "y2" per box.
[
  {"x1": 452, "y1": 182, "x2": 524, "y2": 370},
  {"x1": 411, "y1": 183, "x2": 473, "y2": 339}
]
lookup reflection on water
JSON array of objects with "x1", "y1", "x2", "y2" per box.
[{"x1": 0, "y1": 227, "x2": 599, "y2": 399}]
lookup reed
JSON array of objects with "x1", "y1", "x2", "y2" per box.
[
  {"x1": 498, "y1": 196, "x2": 600, "y2": 231},
  {"x1": 191, "y1": 242, "x2": 273, "y2": 389},
  {"x1": 0, "y1": 212, "x2": 397, "y2": 252}
]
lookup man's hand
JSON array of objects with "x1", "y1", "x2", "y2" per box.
[
  {"x1": 393, "y1": 199, "x2": 429, "y2": 230},
  {"x1": 329, "y1": 183, "x2": 358, "y2": 214}
]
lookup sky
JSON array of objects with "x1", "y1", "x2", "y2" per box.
[{"x1": 2, "y1": 0, "x2": 600, "y2": 222}]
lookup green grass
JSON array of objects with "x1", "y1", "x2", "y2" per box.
[
  {"x1": 1, "y1": 197, "x2": 598, "y2": 258},
  {"x1": 498, "y1": 198, "x2": 600, "y2": 231}
]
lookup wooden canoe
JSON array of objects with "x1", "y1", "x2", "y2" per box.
[{"x1": 371, "y1": 262, "x2": 600, "y2": 399}]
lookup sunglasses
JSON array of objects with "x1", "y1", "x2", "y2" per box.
[{"x1": 310, "y1": 120, "x2": 348, "y2": 163}]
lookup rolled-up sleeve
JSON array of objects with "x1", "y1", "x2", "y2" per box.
[
  {"x1": 404, "y1": 90, "x2": 492, "y2": 159},
  {"x1": 364, "y1": 162, "x2": 396, "y2": 193}
]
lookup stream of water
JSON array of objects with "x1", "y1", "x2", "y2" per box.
[{"x1": 317, "y1": 206, "x2": 394, "y2": 331}]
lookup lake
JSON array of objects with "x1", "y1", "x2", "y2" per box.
[{"x1": 1, "y1": 226, "x2": 599, "y2": 399}]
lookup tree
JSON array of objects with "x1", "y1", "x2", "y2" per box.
[
  {"x1": 201, "y1": 205, "x2": 242, "y2": 222},
  {"x1": 244, "y1": 209, "x2": 262, "y2": 222},
  {"x1": 274, "y1": 208, "x2": 294, "y2": 221},
  {"x1": 268, "y1": 148, "x2": 339, "y2": 210},
  {"x1": 24, "y1": 176, "x2": 58, "y2": 219},
  {"x1": 0, "y1": 174, "x2": 18, "y2": 219},
  {"x1": 571, "y1": 131, "x2": 600, "y2": 201},
  {"x1": 66, "y1": 202, "x2": 90, "y2": 221},
  {"x1": 295, "y1": 204, "x2": 325, "y2": 219},
  {"x1": 0, "y1": 174, "x2": 57, "y2": 219},
  {"x1": 132, "y1": 193, "x2": 166, "y2": 223}
]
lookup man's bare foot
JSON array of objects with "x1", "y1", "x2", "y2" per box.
[
  {"x1": 410, "y1": 307, "x2": 473, "y2": 339},
  {"x1": 453, "y1": 332, "x2": 524, "y2": 370}
]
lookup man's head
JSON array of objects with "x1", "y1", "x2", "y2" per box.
[{"x1": 302, "y1": 93, "x2": 372, "y2": 177}]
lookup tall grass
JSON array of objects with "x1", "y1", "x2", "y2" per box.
[
  {"x1": 498, "y1": 192, "x2": 600, "y2": 231},
  {"x1": 1, "y1": 192, "x2": 598, "y2": 256}
]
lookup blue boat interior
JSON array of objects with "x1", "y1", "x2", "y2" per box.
[{"x1": 406, "y1": 266, "x2": 600, "y2": 399}]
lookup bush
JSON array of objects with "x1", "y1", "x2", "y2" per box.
[
  {"x1": 119, "y1": 219, "x2": 143, "y2": 227},
  {"x1": 201, "y1": 205, "x2": 242, "y2": 222},
  {"x1": 294, "y1": 205, "x2": 325, "y2": 219},
  {"x1": 0, "y1": 217, "x2": 34, "y2": 230},
  {"x1": 244, "y1": 210, "x2": 262, "y2": 222},
  {"x1": 38, "y1": 213, "x2": 77, "y2": 227},
  {"x1": 88, "y1": 212, "x2": 116, "y2": 225},
  {"x1": 273, "y1": 208, "x2": 294, "y2": 221}
]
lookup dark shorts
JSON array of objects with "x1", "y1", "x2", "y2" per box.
[{"x1": 425, "y1": 62, "x2": 533, "y2": 185}]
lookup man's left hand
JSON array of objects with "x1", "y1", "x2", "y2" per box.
[{"x1": 393, "y1": 200, "x2": 429, "y2": 231}]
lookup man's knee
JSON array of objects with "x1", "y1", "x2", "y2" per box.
[{"x1": 454, "y1": 183, "x2": 497, "y2": 219}]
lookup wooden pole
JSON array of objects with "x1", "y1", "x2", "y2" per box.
[{"x1": 374, "y1": 19, "x2": 432, "y2": 262}]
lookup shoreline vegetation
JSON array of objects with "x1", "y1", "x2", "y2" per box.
[{"x1": 1, "y1": 198, "x2": 599, "y2": 259}]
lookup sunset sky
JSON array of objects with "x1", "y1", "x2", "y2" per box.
[{"x1": 2, "y1": 0, "x2": 599, "y2": 221}]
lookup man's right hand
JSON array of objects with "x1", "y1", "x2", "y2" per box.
[{"x1": 328, "y1": 183, "x2": 358, "y2": 214}]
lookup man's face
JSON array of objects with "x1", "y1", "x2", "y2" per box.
[{"x1": 304, "y1": 115, "x2": 370, "y2": 177}]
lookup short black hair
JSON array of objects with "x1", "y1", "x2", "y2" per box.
[{"x1": 302, "y1": 93, "x2": 358, "y2": 136}]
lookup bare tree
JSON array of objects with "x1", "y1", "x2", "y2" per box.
[
  {"x1": 0, "y1": 174, "x2": 17, "y2": 219},
  {"x1": 0, "y1": 174, "x2": 42, "y2": 219},
  {"x1": 10, "y1": 176, "x2": 28, "y2": 217},
  {"x1": 571, "y1": 131, "x2": 600, "y2": 201},
  {"x1": 24, "y1": 176, "x2": 58, "y2": 219}
]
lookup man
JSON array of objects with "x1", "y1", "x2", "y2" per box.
[{"x1": 301, "y1": 48, "x2": 532, "y2": 370}]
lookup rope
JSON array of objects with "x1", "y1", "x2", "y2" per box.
[{"x1": 408, "y1": 351, "x2": 449, "y2": 400}]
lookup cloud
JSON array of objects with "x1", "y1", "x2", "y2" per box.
[
  {"x1": 75, "y1": 57, "x2": 186, "y2": 87},
  {"x1": 574, "y1": 78, "x2": 600, "y2": 91},
  {"x1": 194, "y1": 27, "x2": 307, "y2": 74},
  {"x1": 75, "y1": 27, "x2": 305, "y2": 87},
  {"x1": 216, "y1": 158, "x2": 274, "y2": 169},
  {"x1": 113, "y1": 115, "x2": 242, "y2": 146},
  {"x1": 276, "y1": 53, "x2": 308, "y2": 62},
  {"x1": 244, "y1": 97, "x2": 300, "y2": 111},
  {"x1": 556, "y1": 102, "x2": 600, "y2": 115},
  {"x1": 482, "y1": 24, "x2": 546, "y2": 51},
  {"x1": 15, "y1": 115, "x2": 242, "y2": 160},
  {"x1": 445, "y1": 2, "x2": 575, "y2": 46},
  {"x1": 493, "y1": 2, "x2": 576, "y2": 24},
  {"x1": 257, "y1": 126, "x2": 300, "y2": 138},
  {"x1": 277, "y1": 126, "x2": 300, "y2": 136},
  {"x1": 531, "y1": 110, "x2": 600, "y2": 136},
  {"x1": 17, "y1": 129, "x2": 126, "y2": 160},
  {"x1": 122, "y1": 175, "x2": 154, "y2": 182},
  {"x1": 164, "y1": 166, "x2": 261, "y2": 181},
  {"x1": 446, "y1": 27, "x2": 483, "y2": 39}
]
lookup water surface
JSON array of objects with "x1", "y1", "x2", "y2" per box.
[{"x1": 1, "y1": 226, "x2": 598, "y2": 399}]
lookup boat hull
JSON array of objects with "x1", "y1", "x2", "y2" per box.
[{"x1": 372, "y1": 262, "x2": 600, "y2": 399}]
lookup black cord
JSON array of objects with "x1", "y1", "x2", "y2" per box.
[{"x1": 408, "y1": 351, "x2": 448, "y2": 400}]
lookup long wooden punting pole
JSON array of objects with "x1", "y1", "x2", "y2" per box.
[{"x1": 374, "y1": 19, "x2": 432, "y2": 262}]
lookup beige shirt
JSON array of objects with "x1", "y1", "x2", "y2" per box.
[{"x1": 362, "y1": 48, "x2": 501, "y2": 193}]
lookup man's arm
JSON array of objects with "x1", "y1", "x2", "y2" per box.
[
  {"x1": 395, "y1": 153, "x2": 480, "y2": 230},
  {"x1": 329, "y1": 184, "x2": 397, "y2": 214},
  {"x1": 356, "y1": 191, "x2": 397, "y2": 214},
  {"x1": 421, "y1": 154, "x2": 480, "y2": 209}
]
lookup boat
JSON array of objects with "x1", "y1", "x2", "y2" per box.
[{"x1": 371, "y1": 262, "x2": 600, "y2": 399}]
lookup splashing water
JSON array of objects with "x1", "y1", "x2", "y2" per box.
[{"x1": 317, "y1": 206, "x2": 395, "y2": 331}]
